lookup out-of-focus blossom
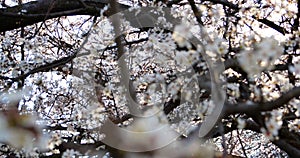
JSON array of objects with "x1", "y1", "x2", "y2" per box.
[
  {"x1": 126, "y1": 137, "x2": 214, "y2": 158},
  {"x1": 172, "y1": 23, "x2": 192, "y2": 48},
  {"x1": 237, "y1": 118, "x2": 246, "y2": 129},
  {"x1": 261, "y1": 127, "x2": 275, "y2": 140},
  {"x1": 0, "y1": 111, "x2": 48, "y2": 152},
  {"x1": 0, "y1": 87, "x2": 32, "y2": 106},
  {"x1": 120, "y1": 107, "x2": 177, "y2": 152},
  {"x1": 174, "y1": 50, "x2": 199, "y2": 68},
  {"x1": 156, "y1": 140, "x2": 214, "y2": 158}
]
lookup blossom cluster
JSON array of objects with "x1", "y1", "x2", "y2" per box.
[
  {"x1": 261, "y1": 110, "x2": 283, "y2": 140},
  {"x1": 238, "y1": 38, "x2": 283, "y2": 78}
]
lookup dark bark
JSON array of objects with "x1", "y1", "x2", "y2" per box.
[
  {"x1": 0, "y1": 0, "x2": 129, "y2": 32},
  {"x1": 224, "y1": 86, "x2": 300, "y2": 115}
]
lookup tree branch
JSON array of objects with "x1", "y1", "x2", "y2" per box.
[
  {"x1": 253, "y1": 16, "x2": 288, "y2": 35},
  {"x1": 204, "y1": 0, "x2": 288, "y2": 35},
  {"x1": 273, "y1": 139, "x2": 300, "y2": 157},
  {"x1": 56, "y1": 141, "x2": 106, "y2": 156},
  {"x1": 225, "y1": 86, "x2": 300, "y2": 115},
  {"x1": 0, "y1": 53, "x2": 77, "y2": 82},
  {"x1": 0, "y1": 0, "x2": 129, "y2": 32}
]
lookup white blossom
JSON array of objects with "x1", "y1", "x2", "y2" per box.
[
  {"x1": 237, "y1": 118, "x2": 246, "y2": 129},
  {"x1": 262, "y1": 111, "x2": 283, "y2": 140},
  {"x1": 62, "y1": 149, "x2": 81, "y2": 158},
  {"x1": 48, "y1": 133, "x2": 62, "y2": 150},
  {"x1": 238, "y1": 38, "x2": 283, "y2": 78},
  {"x1": 172, "y1": 23, "x2": 192, "y2": 48}
]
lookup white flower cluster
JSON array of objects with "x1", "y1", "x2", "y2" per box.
[
  {"x1": 267, "y1": 0, "x2": 298, "y2": 15},
  {"x1": 288, "y1": 99, "x2": 300, "y2": 132},
  {"x1": 250, "y1": 72, "x2": 293, "y2": 103},
  {"x1": 48, "y1": 133, "x2": 62, "y2": 150},
  {"x1": 205, "y1": 37, "x2": 227, "y2": 56},
  {"x1": 174, "y1": 50, "x2": 199, "y2": 68},
  {"x1": 227, "y1": 83, "x2": 240, "y2": 98},
  {"x1": 288, "y1": 119, "x2": 300, "y2": 132},
  {"x1": 289, "y1": 62, "x2": 300, "y2": 78},
  {"x1": 172, "y1": 23, "x2": 193, "y2": 48},
  {"x1": 196, "y1": 99, "x2": 215, "y2": 119},
  {"x1": 261, "y1": 110, "x2": 283, "y2": 140},
  {"x1": 238, "y1": 38, "x2": 283, "y2": 78},
  {"x1": 83, "y1": 19, "x2": 115, "y2": 55},
  {"x1": 237, "y1": 118, "x2": 246, "y2": 129},
  {"x1": 149, "y1": 32, "x2": 176, "y2": 53},
  {"x1": 62, "y1": 149, "x2": 81, "y2": 158},
  {"x1": 290, "y1": 99, "x2": 300, "y2": 117},
  {"x1": 157, "y1": 17, "x2": 173, "y2": 29},
  {"x1": 145, "y1": 31, "x2": 177, "y2": 66}
]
